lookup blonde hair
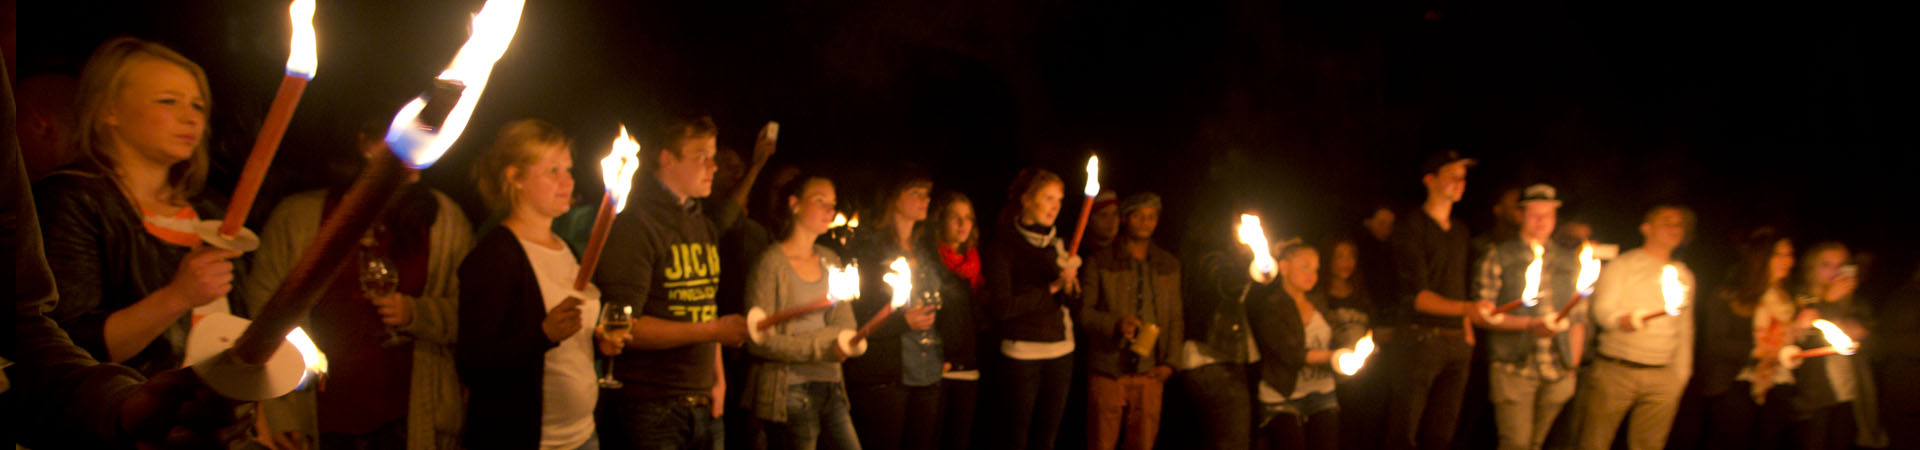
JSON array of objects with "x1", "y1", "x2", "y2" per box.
[
  {"x1": 471, "y1": 119, "x2": 573, "y2": 213},
  {"x1": 72, "y1": 37, "x2": 213, "y2": 204}
]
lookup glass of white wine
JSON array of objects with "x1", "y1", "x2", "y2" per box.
[{"x1": 598, "y1": 303, "x2": 631, "y2": 389}]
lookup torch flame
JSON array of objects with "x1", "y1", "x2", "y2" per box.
[
  {"x1": 601, "y1": 125, "x2": 642, "y2": 213},
  {"x1": 1336, "y1": 331, "x2": 1375, "y2": 376},
  {"x1": 882, "y1": 257, "x2": 913, "y2": 308},
  {"x1": 826, "y1": 261, "x2": 862, "y2": 303},
  {"x1": 848, "y1": 214, "x2": 860, "y2": 229},
  {"x1": 831, "y1": 213, "x2": 847, "y2": 228},
  {"x1": 1520, "y1": 242, "x2": 1545, "y2": 306},
  {"x1": 1083, "y1": 155, "x2": 1101, "y2": 197},
  {"x1": 1660, "y1": 264, "x2": 1687, "y2": 316},
  {"x1": 286, "y1": 327, "x2": 327, "y2": 377},
  {"x1": 1811, "y1": 319, "x2": 1858, "y2": 355},
  {"x1": 1237, "y1": 214, "x2": 1277, "y2": 281},
  {"x1": 384, "y1": 0, "x2": 526, "y2": 169},
  {"x1": 1576, "y1": 242, "x2": 1601, "y2": 296},
  {"x1": 286, "y1": 0, "x2": 319, "y2": 78}
]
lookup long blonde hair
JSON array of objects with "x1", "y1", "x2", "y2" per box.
[
  {"x1": 72, "y1": 37, "x2": 213, "y2": 204},
  {"x1": 471, "y1": 119, "x2": 573, "y2": 214}
]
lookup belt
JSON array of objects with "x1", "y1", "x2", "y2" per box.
[
  {"x1": 1405, "y1": 323, "x2": 1467, "y2": 338},
  {"x1": 1595, "y1": 353, "x2": 1665, "y2": 369}
]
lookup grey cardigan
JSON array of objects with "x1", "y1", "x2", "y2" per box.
[{"x1": 743, "y1": 245, "x2": 859, "y2": 422}]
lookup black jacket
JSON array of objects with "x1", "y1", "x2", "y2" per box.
[
  {"x1": 34, "y1": 165, "x2": 237, "y2": 376},
  {"x1": 927, "y1": 241, "x2": 982, "y2": 373},
  {"x1": 985, "y1": 223, "x2": 1073, "y2": 343},
  {"x1": 455, "y1": 228, "x2": 559, "y2": 449},
  {"x1": 1249, "y1": 286, "x2": 1311, "y2": 398},
  {"x1": 842, "y1": 227, "x2": 946, "y2": 386}
]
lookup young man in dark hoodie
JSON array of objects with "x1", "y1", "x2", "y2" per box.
[{"x1": 595, "y1": 116, "x2": 751, "y2": 450}]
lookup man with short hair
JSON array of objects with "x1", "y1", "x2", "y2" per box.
[
  {"x1": 596, "y1": 116, "x2": 751, "y2": 450},
  {"x1": 1576, "y1": 205, "x2": 1696, "y2": 450},
  {"x1": 1474, "y1": 184, "x2": 1586, "y2": 450},
  {"x1": 1080, "y1": 190, "x2": 1121, "y2": 259},
  {"x1": 1384, "y1": 150, "x2": 1498, "y2": 450},
  {"x1": 1080, "y1": 193, "x2": 1183, "y2": 450}
]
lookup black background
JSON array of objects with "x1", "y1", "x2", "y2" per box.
[{"x1": 14, "y1": 0, "x2": 1920, "y2": 300}]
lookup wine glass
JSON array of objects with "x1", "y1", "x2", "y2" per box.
[
  {"x1": 359, "y1": 250, "x2": 404, "y2": 347},
  {"x1": 915, "y1": 289, "x2": 942, "y2": 346},
  {"x1": 598, "y1": 303, "x2": 632, "y2": 389}
]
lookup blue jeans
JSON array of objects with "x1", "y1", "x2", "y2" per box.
[
  {"x1": 762, "y1": 382, "x2": 861, "y2": 450},
  {"x1": 598, "y1": 395, "x2": 716, "y2": 450}
]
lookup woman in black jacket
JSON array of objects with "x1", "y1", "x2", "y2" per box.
[
  {"x1": 1696, "y1": 229, "x2": 1801, "y2": 450},
  {"x1": 37, "y1": 37, "x2": 241, "y2": 376},
  {"x1": 1249, "y1": 242, "x2": 1342, "y2": 450},
  {"x1": 457, "y1": 120, "x2": 623, "y2": 450},
  {"x1": 925, "y1": 191, "x2": 984, "y2": 450},
  {"x1": 984, "y1": 168, "x2": 1081, "y2": 450},
  {"x1": 844, "y1": 174, "x2": 944, "y2": 450}
]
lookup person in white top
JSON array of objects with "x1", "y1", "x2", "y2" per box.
[
  {"x1": 1577, "y1": 205, "x2": 1696, "y2": 450},
  {"x1": 458, "y1": 119, "x2": 627, "y2": 450}
]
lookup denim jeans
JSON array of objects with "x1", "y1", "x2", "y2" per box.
[
  {"x1": 761, "y1": 382, "x2": 861, "y2": 450},
  {"x1": 598, "y1": 395, "x2": 716, "y2": 450}
]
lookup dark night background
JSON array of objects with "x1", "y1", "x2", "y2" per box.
[{"x1": 11, "y1": 0, "x2": 1920, "y2": 302}]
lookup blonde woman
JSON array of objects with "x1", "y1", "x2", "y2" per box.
[
  {"x1": 36, "y1": 37, "x2": 240, "y2": 376},
  {"x1": 458, "y1": 120, "x2": 624, "y2": 450}
]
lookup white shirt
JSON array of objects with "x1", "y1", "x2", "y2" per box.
[
  {"x1": 1590, "y1": 248, "x2": 1695, "y2": 378},
  {"x1": 519, "y1": 236, "x2": 601, "y2": 450},
  {"x1": 1002, "y1": 307, "x2": 1077, "y2": 360}
]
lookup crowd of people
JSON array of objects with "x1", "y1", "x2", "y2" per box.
[{"x1": 7, "y1": 36, "x2": 1920, "y2": 450}]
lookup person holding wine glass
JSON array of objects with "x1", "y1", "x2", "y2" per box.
[
  {"x1": 457, "y1": 119, "x2": 622, "y2": 450},
  {"x1": 844, "y1": 172, "x2": 945, "y2": 450},
  {"x1": 241, "y1": 122, "x2": 475, "y2": 449},
  {"x1": 742, "y1": 175, "x2": 864, "y2": 450}
]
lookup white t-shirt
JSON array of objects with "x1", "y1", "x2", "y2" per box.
[{"x1": 518, "y1": 236, "x2": 601, "y2": 450}]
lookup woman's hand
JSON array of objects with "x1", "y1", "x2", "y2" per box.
[
  {"x1": 595, "y1": 326, "x2": 630, "y2": 356},
  {"x1": 164, "y1": 246, "x2": 242, "y2": 311},
  {"x1": 370, "y1": 293, "x2": 414, "y2": 326},
  {"x1": 542, "y1": 297, "x2": 585, "y2": 344},
  {"x1": 905, "y1": 305, "x2": 937, "y2": 331}
]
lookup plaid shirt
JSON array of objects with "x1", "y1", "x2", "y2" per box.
[{"x1": 1476, "y1": 247, "x2": 1566, "y2": 381}]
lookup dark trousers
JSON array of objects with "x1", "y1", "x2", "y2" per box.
[
  {"x1": 1257, "y1": 410, "x2": 1339, "y2": 450},
  {"x1": 319, "y1": 418, "x2": 406, "y2": 450},
  {"x1": 1181, "y1": 363, "x2": 1252, "y2": 450},
  {"x1": 848, "y1": 383, "x2": 941, "y2": 450},
  {"x1": 1703, "y1": 382, "x2": 1795, "y2": 450},
  {"x1": 1384, "y1": 326, "x2": 1473, "y2": 450},
  {"x1": 1796, "y1": 402, "x2": 1856, "y2": 450},
  {"x1": 598, "y1": 395, "x2": 716, "y2": 450},
  {"x1": 1336, "y1": 364, "x2": 1386, "y2": 450},
  {"x1": 934, "y1": 378, "x2": 978, "y2": 450},
  {"x1": 999, "y1": 355, "x2": 1075, "y2": 450}
]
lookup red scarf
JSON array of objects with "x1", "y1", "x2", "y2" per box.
[{"x1": 939, "y1": 245, "x2": 983, "y2": 292}]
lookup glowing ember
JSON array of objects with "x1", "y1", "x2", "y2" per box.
[
  {"x1": 1083, "y1": 155, "x2": 1101, "y2": 197},
  {"x1": 1660, "y1": 264, "x2": 1687, "y2": 316},
  {"x1": 1520, "y1": 242, "x2": 1545, "y2": 306},
  {"x1": 1576, "y1": 242, "x2": 1601, "y2": 295},
  {"x1": 1811, "y1": 319, "x2": 1858, "y2": 355},
  {"x1": 882, "y1": 257, "x2": 913, "y2": 308},
  {"x1": 826, "y1": 261, "x2": 862, "y2": 303},
  {"x1": 384, "y1": 0, "x2": 526, "y2": 168},
  {"x1": 286, "y1": 0, "x2": 319, "y2": 77},
  {"x1": 1237, "y1": 214, "x2": 1277, "y2": 281},
  {"x1": 1336, "y1": 332, "x2": 1375, "y2": 376},
  {"x1": 601, "y1": 125, "x2": 642, "y2": 213}
]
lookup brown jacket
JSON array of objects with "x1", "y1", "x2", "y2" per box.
[{"x1": 1079, "y1": 243, "x2": 1183, "y2": 377}]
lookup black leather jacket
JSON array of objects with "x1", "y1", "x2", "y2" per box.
[{"x1": 34, "y1": 165, "x2": 237, "y2": 376}]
